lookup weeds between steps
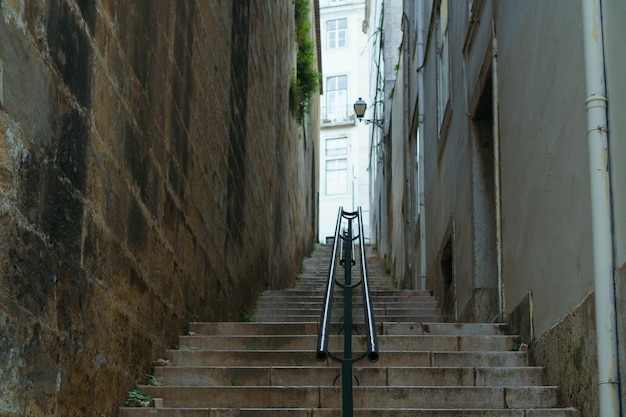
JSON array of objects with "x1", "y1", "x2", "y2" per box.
[
  {"x1": 124, "y1": 389, "x2": 153, "y2": 407},
  {"x1": 144, "y1": 374, "x2": 160, "y2": 386}
]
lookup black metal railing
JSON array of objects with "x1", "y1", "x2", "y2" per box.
[{"x1": 316, "y1": 206, "x2": 378, "y2": 417}]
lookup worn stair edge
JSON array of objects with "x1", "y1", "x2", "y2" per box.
[
  {"x1": 189, "y1": 322, "x2": 510, "y2": 336},
  {"x1": 119, "y1": 407, "x2": 581, "y2": 417},
  {"x1": 154, "y1": 365, "x2": 545, "y2": 387},
  {"x1": 164, "y1": 350, "x2": 529, "y2": 367},
  {"x1": 177, "y1": 334, "x2": 519, "y2": 351},
  {"x1": 135, "y1": 385, "x2": 559, "y2": 409}
]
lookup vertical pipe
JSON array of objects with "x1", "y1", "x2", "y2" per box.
[
  {"x1": 581, "y1": 0, "x2": 621, "y2": 415},
  {"x1": 491, "y1": 4, "x2": 504, "y2": 319},
  {"x1": 403, "y1": 15, "x2": 412, "y2": 290},
  {"x1": 416, "y1": 0, "x2": 427, "y2": 290}
]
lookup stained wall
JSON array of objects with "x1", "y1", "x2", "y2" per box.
[{"x1": 0, "y1": 1, "x2": 318, "y2": 415}]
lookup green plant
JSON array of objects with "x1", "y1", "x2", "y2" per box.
[
  {"x1": 124, "y1": 389, "x2": 153, "y2": 407},
  {"x1": 231, "y1": 379, "x2": 244, "y2": 386},
  {"x1": 242, "y1": 311, "x2": 254, "y2": 322},
  {"x1": 145, "y1": 374, "x2": 159, "y2": 386},
  {"x1": 289, "y1": 0, "x2": 320, "y2": 124},
  {"x1": 510, "y1": 342, "x2": 521, "y2": 351},
  {"x1": 296, "y1": 263, "x2": 306, "y2": 280}
]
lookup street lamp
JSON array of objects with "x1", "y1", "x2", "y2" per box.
[{"x1": 353, "y1": 97, "x2": 384, "y2": 128}]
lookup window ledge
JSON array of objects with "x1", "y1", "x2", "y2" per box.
[{"x1": 321, "y1": 116, "x2": 356, "y2": 128}]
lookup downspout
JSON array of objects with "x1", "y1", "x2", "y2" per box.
[
  {"x1": 491, "y1": 3, "x2": 504, "y2": 319},
  {"x1": 402, "y1": 12, "x2": 411, "y2": 290},
  {"x1": 416, "y1": 0, "x2": 427, "y2": 290},
  {"x1": 581, "y1": 0, "x2": 621, "y2": 415}
]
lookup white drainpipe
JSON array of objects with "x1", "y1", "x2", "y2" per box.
[
  {"x1": 416, "y1": 0, "x2": 427, "y2": 290},
  {"x1": 581, "y1": 0, "x2": 621, "y2": 415}
]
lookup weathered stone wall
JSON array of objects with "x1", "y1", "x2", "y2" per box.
[
  {"x1": 0, "y1": 1, "x2": 318, "y2": 416},
  {"x1": 530, "y1": 294, "x2": 599, "y2": 417}
]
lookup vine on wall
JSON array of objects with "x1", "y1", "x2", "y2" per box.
[{"x1": 290, "y1": 0, "x2": 320, "y2": 124}]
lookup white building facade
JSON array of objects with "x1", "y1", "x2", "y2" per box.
[{"x1": 317, "y1": 0, "x2": 374, "y2": 242}]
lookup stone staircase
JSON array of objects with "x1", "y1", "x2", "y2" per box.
[{"x1": 119, "y1": 245, "x2": 580, "y2": 416}]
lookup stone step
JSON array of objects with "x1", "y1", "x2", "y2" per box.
[
  {"x1": 294, "y1": 279, "x2": 393, "y2": 282},
  {"x1": 294, "y1": 271, "x2": 393, "y2": 277},
  {"x1": 255, "y1": 300, "x2": 440, "y2": 309},
  {"x1": 260, "y1": 289, "x2": 433, "y2": 297},
  {"x1": 178, "y1": 334, "x2": 518, "y2": 351},
  {"x1": 120, "y1": 407, "x2": 581, "y2": 417},
  {"x1": 289, "y1": 286, "x2": 399, "y2": 292},
  {"x1": 254, "y1": 315, "x2": 446, "y2": 323},
  {"x1": 187, "y1": 322, "x2": 508, "y2": 337},
  {"x1": 133, "y1": 385, "x2": 558, "y2": 409},
  {"x1": 254, "y1": 308, "x2": 442, "y2": 316},
  {"x1": 153, "y1": 365, "x2": 544, "y2": 387},
  {"x1": 117, "y1": 245, "x2": 577, "y2": 417},
  {"x1": 382, "y1": 322, "x2": 509, "y2": 336},
  {"x1": 165, "y1": 350, "x2": 528, "y2": 367},
  {"x1": 292, "y1": 276, "x2": 394, "y2": 282},
  {"x1": 256, "y1": 296, "x2": 439, "y2": 305},
  {"x1": 189, "y1": 322, "x2": 319, "y2": 336}
]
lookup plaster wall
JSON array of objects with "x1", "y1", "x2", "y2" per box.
[
  {"x1": 377, "y1": 0, "x2": 611, "y2": 412},
  {"x1": 389, "y1": 53, "x2": 405, "y2": 287},
  {"x1": 601, "y1": 0, "x2": 626, "y2": 404},
  {"x1": 495, "y1": 0, "x2": 593, "y2": 336},
  {"x1": 422, "y1": 0, "x2": 482, "y2": 319},
  {"x1": 0, "y1": 1, "x2": 317, "y2": 415}
]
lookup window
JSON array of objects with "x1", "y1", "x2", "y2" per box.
[
  {"x1": 326, "y1": 159, "x2": 348, "y2": 195},
  {"x1": 325, "y1": 137, "x2": 348, "y2": 195},
  {"x1": 326, "y1": 137, "x2": 348, "y2": 157},
  {"x1": 436, "y1": 0, "x2": 450, "y2": 130},
  {"x1": 325, "y1": 75, "x2": 348, "y2": 121},
  {"x1": 327, "y1": 18, "x2": 347, "y2": 49}
]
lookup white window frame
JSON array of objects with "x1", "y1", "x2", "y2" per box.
[
  {"x1": 325, "y1": 137, "x2": 348, "y2": 195},
  {"x1": 326, "y1": 18, "x2": 347, "y2": 49},
  {"x1": 436, "y1": 0, "x2": 450, "y2": 132},
  {"x1": 325, "y1": 75, "x2": 348, "y2": 122}
]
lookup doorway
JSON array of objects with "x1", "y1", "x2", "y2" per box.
[{"x1": 470, "y1": 72, "x2": 499, "y2": 318}]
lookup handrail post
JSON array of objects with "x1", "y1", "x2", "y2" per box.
[{"x1": 342, "y1": 221, "x2": 354, "y2": 417}]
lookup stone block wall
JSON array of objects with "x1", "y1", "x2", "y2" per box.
[
  {"x1": 0, "y1": 1, "x2": 318, "y2": 415},
  {"x1": 530, "y1": 294, "x2": 599, "y2": 417}
]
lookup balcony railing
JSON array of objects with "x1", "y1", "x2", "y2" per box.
[{"x1": 321, "y1": 106, "x2": 355, "y2": 127}]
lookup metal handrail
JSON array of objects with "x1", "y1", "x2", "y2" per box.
[
  {"x1": 316, "y1": 206, "x2": 378, "y2": 417},
  {"x1": 357, "y1": 207, "x2": 379, "y2": 362},
  {"x1": 316, "y1": 207, "x2": 343, "y2": 362}
]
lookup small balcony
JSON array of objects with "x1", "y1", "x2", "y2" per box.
[{"x1": 320, "y1": 106, "x2": 356, "y2": 128}]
